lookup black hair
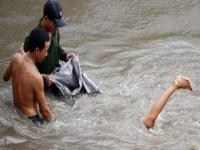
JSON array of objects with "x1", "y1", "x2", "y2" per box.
[{"x1": 27, "y1": 27, "x2": 50, "y2": 52}]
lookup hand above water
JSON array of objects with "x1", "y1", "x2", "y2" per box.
[{"x1": 66, "y1": 52, "x2": 76, "y2": 60}]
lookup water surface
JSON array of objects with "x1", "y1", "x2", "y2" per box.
[{"x1": 1, "y1": 0, "x2": 200, "y2": 149}]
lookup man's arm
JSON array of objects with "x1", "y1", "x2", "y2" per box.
[
  {"x1": 143, "y1": 75, "x2": 193, "y2": 129},
  {"x1": 34, "y1": 76, "x2": 53, "y2": 121},
  {"x1": 56, "y1": 30, "x2": 67, "y2": 61},
  {"x1": 59, "y1": 47, "x2": 76, "y2": 61},
  {"x1": 56, "y1": 30, "x2": 75, "y2": 61},
  {"x1": 3, "y1": 61, "x2": 12, "y2": 81},
  {"x1": 58, "y1": 47, "x2": 68, "y2": 61}
]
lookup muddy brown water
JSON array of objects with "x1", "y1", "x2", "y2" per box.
[{"x1": 1, "y1": 0, "x2": 200, "y2": 149}]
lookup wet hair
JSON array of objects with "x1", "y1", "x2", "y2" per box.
[{"x1": 27, "y1": 27, "x2": 50, "y2": 52}]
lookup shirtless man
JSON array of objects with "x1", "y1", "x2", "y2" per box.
[
  {"x1": 143, "y1": 75, "x2": 193, "y2": 129},
  {"x1": 3, "y1": 27, "x2": 53, "y2": 124}
]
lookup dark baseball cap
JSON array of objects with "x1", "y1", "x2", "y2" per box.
[{"x1": 43, "y1": 0, "x2": 65, "y2": 27}]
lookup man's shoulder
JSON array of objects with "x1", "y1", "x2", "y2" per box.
[
  {"x1": 13, "y1": 52, "x2": 23, "y2": 60},
  {"x1": 30, "y1": 73, "x2": 44, "y2": 90},
  {"x1": 31, "y1": 71, "x2": 43, "y2": 83},
  {"x1": 11, "y1": 53, "x2": 24, "y2": 65}
]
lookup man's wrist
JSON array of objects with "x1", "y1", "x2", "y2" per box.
[{"x1": 65, "y1": 53, "x2": 69, "y2": 61}]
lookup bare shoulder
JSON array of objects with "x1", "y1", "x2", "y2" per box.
[
  {"x1": 31, "y1": 74, "x2": 45, "y2": 96},
  {"x1": 31, "y1": 73, "x2": 44, "y2": 89},
  {"x1": 12, "y1": 52, "x2": 23, "y2": 60},
  {"x1": 33, "y1": 74, "x2": 43, "y2": 83},
  {"x1": 11, "y1": 53, "x2": 24, "y2": 65}
]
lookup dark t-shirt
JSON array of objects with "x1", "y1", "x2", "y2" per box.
[{"x1": 24, "y1": 25, "x2": 68, "y2": 74}]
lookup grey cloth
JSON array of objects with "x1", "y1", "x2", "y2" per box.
[{"x1": 52, "y1": 57, "x2": 101, "y2": 99}]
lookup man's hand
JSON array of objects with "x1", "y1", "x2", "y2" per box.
[
  {"x1": 43, "y1": 74, "x2": 55, "y2": 86},
  {"x1": 66, "y1": 52, "x2": 76, "y2": 60}
]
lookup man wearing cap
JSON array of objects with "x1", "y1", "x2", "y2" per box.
[{"x1": 23, "y1": 0, "x2": 75, "y2": 87}]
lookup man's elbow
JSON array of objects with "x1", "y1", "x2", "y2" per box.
[{"x1": 3, "y1": 75, "x2": 10, "y2": 82}]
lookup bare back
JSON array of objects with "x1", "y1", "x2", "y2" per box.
[
  {"x1": 11, "y1": 53, "x2": 38, "y2": 116},
  {"x1": 3, "y1": 53, "x2": 52, "y2": 120}
]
